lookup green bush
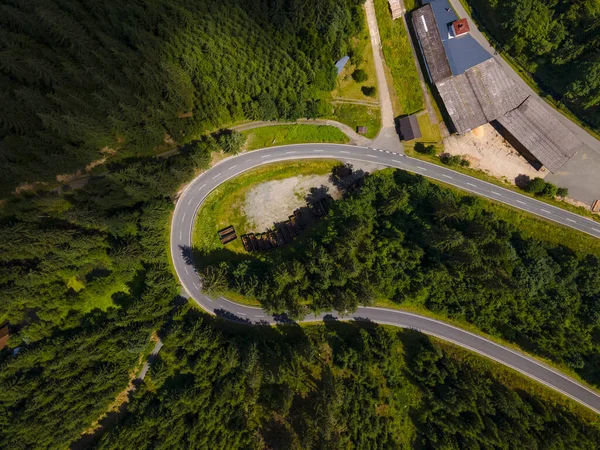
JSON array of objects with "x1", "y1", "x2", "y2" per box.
[
  {"x1": 414, "y1": 142, "x2": 436, "y2": 155},
  {"x1": 352, "y1": 69, "x2": 368, "y2": 83},
  {"x1": 361, "y1": 86, "x2": 377, "y2": 97},
  {"x1": 524, "y1": 177, "x2": 546, "y2": 194},
  {"x1": 557, "y1": 187, "x2": 569, "y2": 198},
  {"x1": 459, "y1": 158, "x2": 471, "y2": 167},
  {"x1": 440, "y1": 153, "x2": 462, "y2": 166},
  {"x1": 541, "y1": 182, "x2": 558, "y2": 198}
]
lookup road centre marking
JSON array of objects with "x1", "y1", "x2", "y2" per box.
[
  {"x1": 442, "y1": 174, "x2": 452, "y2": 179},
  {"x1": 181, "y1": 213, "x2": 186, "y2": 222},
  {"x1": 256, "y1": 315, "x2": 265, "y2": 318},
  {"x1": 184, "y1": 266, "x2": 189, "y2": 275},
  {"x1": 228, "y1": 165, "x2": 237, "y2": 170},
  {"x1": 193, "y1": 283, "x2": 200, "y2": 290},
  {"x1": 366, "y1": 154, "x2": 378, "y2": 158},
  {"x1": 517, "y1": 200, "x2": 526, "y2": 205},
  {"x1": 237, "y1": 312, "x2": 247, "y2": 316},
  {"x1": 340, "y1": 151, "x2": 350, "y2": 154},
  {"x1": 491, "y1": 191, "x2": 502, "y2": 196},
  {"x1": 417, "y1": 166, "x2": 427, "y2": 171},
  {"x1": 179, "y1": 230, "x2": 182, "y2": 240},
  {"x1": 541, "y1": 209, "x2": 551, "y2": 214},
  {"x1": 593, "y1": 228, "x2": 600, "y2": 233},
  {"x1": 199, "y1": 184, "x2": 206, "y2": 190},
  {"x1": 313, "y1": 150, "x2": 324, "y2": 152},
  {"x1": 245, "y1": 159, "x2": 252, "y2": 162},
  {"x1": 212, "y1": 174, "x2": 221, "y2": 179},
  {"x1": 261, "y1": 154, "x2": 272, "y2": 158},
  {"x1": 392, "y1": 160, "x2": 402, "y2": 164},
  {"x1": 187, "y1": 198, "x2": 194, "y2": 205},
  {"x1": 466, "y1": 182, "x2": 476, "y2": 187},
  {"x1": 566, "y1": 218, "x2": 576, "y2": 223}
]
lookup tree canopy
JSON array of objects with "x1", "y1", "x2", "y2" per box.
[
  {"x1": 93, "y1": 310, "x2": 600, "y2": 449},
  {"x1": 208, "y1": 169, "x2": 600, "y2": 386},
  {"x1": 0, "y1": 0, "x2": 364, "y2": 196}
]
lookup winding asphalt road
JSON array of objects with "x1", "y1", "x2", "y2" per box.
[{"x1": 170, "y1": 143, "x2": 600, "y2": 413}]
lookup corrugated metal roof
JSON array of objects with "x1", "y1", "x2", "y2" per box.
[
  {"x1": 465, "y1": 59, "x2": 528, "y2": 122},
  {"x1": 436, "y1": 74, "x2": 487, "y2": 133},
  {"x1": 497, "y1": 97, "x2": 584, "y2": 173},
  {"x1": 412, "y1": 4, "x2": 452, "y2": 83}
]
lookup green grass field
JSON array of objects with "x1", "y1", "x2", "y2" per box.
[
  {"x1": 331, "y1": 7, "x2": 379, "y2": 102},
  {"x1": 328, "y1": 103, "x2": 381, "y2": 138},
  {"x1": 242, "y1": 124, "x2": 349, "y2": 150},
  {"x1": 373, "y1": 0, "x2": 424, "y2": 115}
]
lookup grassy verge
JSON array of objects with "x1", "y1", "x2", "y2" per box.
[
  {"x1": 404, "y1": 146, "x2": 600, "y2": 224},
  {"x1": 331, "y1": 7, "x2": 379, "y2": 102},
  {"x1": 373, "y1": 0, "x2": 424, "y2": 115},
  {"x1": 242, "y1": 125, "x2": 349, "y2": 151},
  {"x1": 328, "y1": 103, "x2": 381, "y2": 139},
  {"x1": 414, "y1": 113, "x2": 442, "y2": 143}
]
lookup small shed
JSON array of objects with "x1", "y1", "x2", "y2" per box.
[
  {"x1": 335, "y1": 56, "x2": 350, "y2": 76},
  {"x1": 0, "y1": 325, "x2": 9, "y2": 350},
  {"x1": 357, "y1": 126, "x2": 368, "y2": 135},
  {"x1": 398, "y1": 115, "x2": 422, "y2": 141}
]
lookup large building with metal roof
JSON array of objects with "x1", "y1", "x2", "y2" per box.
[{"x1": 410, "y1": 0, "x2": 584, "y2": 172}]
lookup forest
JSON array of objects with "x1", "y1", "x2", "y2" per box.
[
  {"x1": 205, "y1": 169, "x2": 600, "y2": 386},
  {"x1": 0, "y1": 0, "x2": 363, "y2": 196},
  {"x1": 0, "y1": 135, "x2": 217, "y2": 448},
  {"x1": 94, "y1": 309, "x2": 600, "y2": 449},
  {"x1": 465, "y1": 0, "x2": 600, "y2": 131}
]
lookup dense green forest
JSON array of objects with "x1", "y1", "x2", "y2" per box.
[
  {"x1": 205, "y1": 169, "x2": 600, "y2": 386},
  {"x1": 0, "y1": 135, "x2": 218, "y2": 447},
  {"x1": 465, "y1": 0, "x2": 600, "y2": 130},
  {"x1": 94, "y1": 310, "x2": 600, "y2": 449},
  {"x1": 0, "y1": 0, "x2": 363, "y2": 196}
]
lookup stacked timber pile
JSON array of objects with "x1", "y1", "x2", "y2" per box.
[
  {"x1": 218, "y1": 226, "x2": 237, "y2": 244},
  {"x1": 388, "y1": 0, "x2": 405, "y2": 19},
  {"x1": 242, "y1": 198, "x2": 333, "y2": 253}
]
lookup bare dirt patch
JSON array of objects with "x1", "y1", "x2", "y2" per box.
[
  {"x1": 443, "y1": 124, "x2": 548, "y2": 183},
  {"x1": 244, "y1": 174, "x2": 341, "y2": 231},
  {"x1": 244, "y1": 160, "x2": 384, "y2": 231}
]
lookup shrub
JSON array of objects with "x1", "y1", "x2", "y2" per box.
[
  {"x1": 352, "y1": 69, "x2": 368, "y2": 83},
  {"x1": 459, "y1": 158, "x2": 470, "y2": 167},
  {"x1": 440, "y1": 153, "x2": 462, "y2": 166},
  {"x1": 361, "y1": 86, "x2": 377, "y2": 97},
  {"x1": 414, "y1": 142, "x2": 436, "y2": 155},
  {"x1": 541, "y1": 182, "x2": 558, "y2": 198},
  {"x1": 557, "y1": 187, "x2": 569, "y2": 198},
  {"x1": 524, "y1": 177, "x2": 546, "y2": 194}
]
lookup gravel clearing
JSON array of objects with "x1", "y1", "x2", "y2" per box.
[{"x1": 244, "y1": 160, "x2": 384, "y2": 231}]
